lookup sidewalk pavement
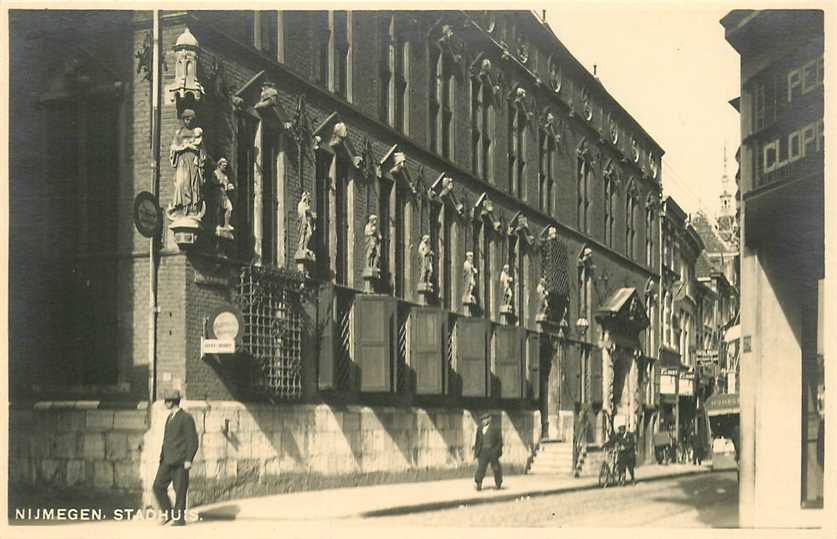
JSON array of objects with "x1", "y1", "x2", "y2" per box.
[{"x1": 195, "y1": 462, "x2": 719, "y2": 522}]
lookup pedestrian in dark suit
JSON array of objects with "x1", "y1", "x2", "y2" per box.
[
  {"x1": 473, "y1": 413, "x2": 503, "y2": 491},
  {"x1": 153, "y1": 389, "x2": 199, "y2": 526}
]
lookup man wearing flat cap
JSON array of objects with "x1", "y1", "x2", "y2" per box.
[
  {"x1": 473, "y1": 413, "x2": 503, "y2": 491},
  {"x1": 153, "y1": 389, "x2": 199, "y2": 526}
]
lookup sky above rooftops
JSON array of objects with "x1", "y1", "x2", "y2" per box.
[{"x1": 545, "y1": 1, "x2": 741, "y2": 219}]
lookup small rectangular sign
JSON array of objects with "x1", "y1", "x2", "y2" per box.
[
  {"x1": 201, "y1": 339, "x2": 236, "y2": 355},
  {"x1": 742, "y1": 336, "x2": 752, "y2": 353}
]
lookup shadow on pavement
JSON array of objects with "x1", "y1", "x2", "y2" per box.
[{"x1": 648, "y1": 471, "x2": 739, "y2": 527}]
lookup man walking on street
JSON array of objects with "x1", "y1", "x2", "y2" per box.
[
  {"x1": 473, "y1": 413, "x2": 503, "y2": 491},
  {"x1": 153, "y1": 389, "x2": 199, "y2": 526}
]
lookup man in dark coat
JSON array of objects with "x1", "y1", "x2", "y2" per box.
[
  {"x1": 473, "y1": 413, "x2": 503, "y2": 491},
  {"x1": 153, "y1": 389, "x2": 199, "y2": 526}
]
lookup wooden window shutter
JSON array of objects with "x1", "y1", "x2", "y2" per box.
[
  {"x1": 493, "y1": 326, "x2": 523, "y2": 399},
  {"x1": 526, "y1": 332, "x2": 541, "y2": 400},
  {"x1": 457, "y1": 318, "x2": 488, "y2": 397},
  {"x1": 590, "y1": 346, "x2": 603, "y2": 404},
  {"x1": 317, "y1": 284, "x2": 337, "y2": 390},
  {"x1": 354, "y1": 294, "x2": 396, "y2": 392},
  {"x1": 561, "y1": 343, "x2": 579, "y2": 404},
  {"x1": 413, "y1": 307, "x2": 446, "y2": 395}
]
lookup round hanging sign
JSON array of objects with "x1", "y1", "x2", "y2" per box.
[{"x1": 133, "y1": 191, "x2": 163, "y2": 238}]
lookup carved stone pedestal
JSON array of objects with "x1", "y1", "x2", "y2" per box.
[
  {"x1": 169, "y1": 215, "x2": 203, "y2": 251},
  {"x1": 462, "y1": 295, "x2": 477, "y2": 317},
  {"x1": 537, "y1": 317, "x2": 560, "y2": 335},
  {"x1": 362, "y1": 268, "x2": 381, "y2": 293},
  {"x1": 417, "y1": 282, "x2": 434, "y2": 305},
  {"x1": 295, "y1": 249, "x2": 315, "y2": 279},
  {"x1": 216, "y1": 225, "x2": 234, "y2": 241},
  {"x1": 500, "y1": 305, "x2": 516, "y2": 325}
]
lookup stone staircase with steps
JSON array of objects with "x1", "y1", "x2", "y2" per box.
[{"x1": 527, "y1": 439, "x2": 575, "y2": 476}]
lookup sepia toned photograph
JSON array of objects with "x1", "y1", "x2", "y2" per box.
[{"x1": 3, "y1": 3, "x2": 830, "y2": 536}]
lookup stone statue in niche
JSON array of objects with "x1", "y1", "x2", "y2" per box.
[
  {"x1": 499, "y1": 264, "x2": 515, "y2": 323},
  {"x1": 295, "y1": 191, "x2": 316, "y2": 261},
  {"x1": 536, "y1": 276, "x2": 550, "y2": 322},
  {"x1": 500, "y1": 264, "x2": 514, "y2": 312},
  {"x1": 417, "y1": 235, "x2": 435, "y2": 294},
  {"x1": 361, "y1": 214, "x2": 383, "y2": 292},
  {"x1": 462, "y1": 251, "x2": 479, "y2": 314},
  {"x1": 167, "y1": 108, "x2": 206, "y2": 219},
  {"x1": 212, "y1": 158, "x2": 235, "y2": 237},
  {"x1": 364, "y1": 215, "x2": 382, "y2": 275}
]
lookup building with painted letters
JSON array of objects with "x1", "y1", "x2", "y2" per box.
[{"x1": 722, "y1": 9, "x2": 825, "y2": 526}]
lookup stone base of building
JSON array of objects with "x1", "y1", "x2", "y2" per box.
[{"x1": 10, "y1": 402, "x2": 540, "y2": 510}]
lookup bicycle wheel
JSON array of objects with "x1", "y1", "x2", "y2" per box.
[{"x1": 598, "y1": 462, "x2": 610, "y2": 488}]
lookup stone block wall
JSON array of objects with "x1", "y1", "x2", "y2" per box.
[
  {"x1": 13, "y1": 401, "x2": 538, "y2": 510},
  {"x1": 9, "y1": 404, "x2": 149, "y2": 504},
  {"x1": 143, "y1": 401, "x2": 539, "y2": 507}
]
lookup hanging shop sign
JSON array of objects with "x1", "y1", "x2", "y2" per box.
[
  {"x1": 679, "y1": 373, "x2": 694, "y2": 396},
  {"x1": 133, "y1": 191, "x2": 163, "y2": 238},
  {"x1": 660, "y1": 367, "x2": 678, "y2": 395}
]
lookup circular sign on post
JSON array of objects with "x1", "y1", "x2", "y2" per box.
[{"x1": 133, "y1": 191, "x2": 163, "y2": 238}]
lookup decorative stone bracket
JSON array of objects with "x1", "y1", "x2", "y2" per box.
[
  {"x1": 473, "y1": 193, "x2": 502, "y2": 233},
  {"x1": 577, "y1": 244, "x2": 595, "y2": 275},
  {"x1": 469, "y1": 53, "x2": 505, "y2": 102},
  {"x1": 645, "y1": 192, "x2": 661, "y2": 212},
  {"x1": 434, "y1": 23, "x2": 465, "y2": 64},
  {"x1": 428, "y1": 173, "x2": 465, "y2": 216},
  {"x1": 231, "y1": 71, "x2": 291, "y2": 130},
  {"x1": 507, "y1": 211, "x2": 536, "y2": 246},
  {"x1": 576, "y1": 137, "x2": 600, "y2": 168},
  {"x1": 380, "y1": 145, "x2": 421, "y2": 196},
  {"x1": 644, "y1": 277, "x2": 658, "y2": 303},
  {"x1": 508, "y1": 84, "x2": 535, "y2": 123},
  {"x1": 540, "y1": 109, "x2": 563, "y2": 143},
  {"x1": 603, "y1": 159, "x2": 622, "y2": 190},
  {"x1": 312, "y1": 112, "x2": 362, "y2": 170}
]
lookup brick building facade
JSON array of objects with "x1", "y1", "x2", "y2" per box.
[{"x1": 10, "y1": 10, "x2": 669, "y2": 507}]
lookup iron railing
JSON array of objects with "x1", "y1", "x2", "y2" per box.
[{"x1": 235, "y1": 265, "x2": 305, "y2": 400}]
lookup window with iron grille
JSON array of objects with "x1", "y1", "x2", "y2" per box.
[{"x1": 235, "y1": 265, "x2": 305, "y2": 400}]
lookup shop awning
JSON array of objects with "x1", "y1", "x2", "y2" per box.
[
  {"x1": 724, "y1": 324, "x2": 740, "y2": 343},
  {"x1": 704, "y1": 392, "x2": 739, "y2": 416}
]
